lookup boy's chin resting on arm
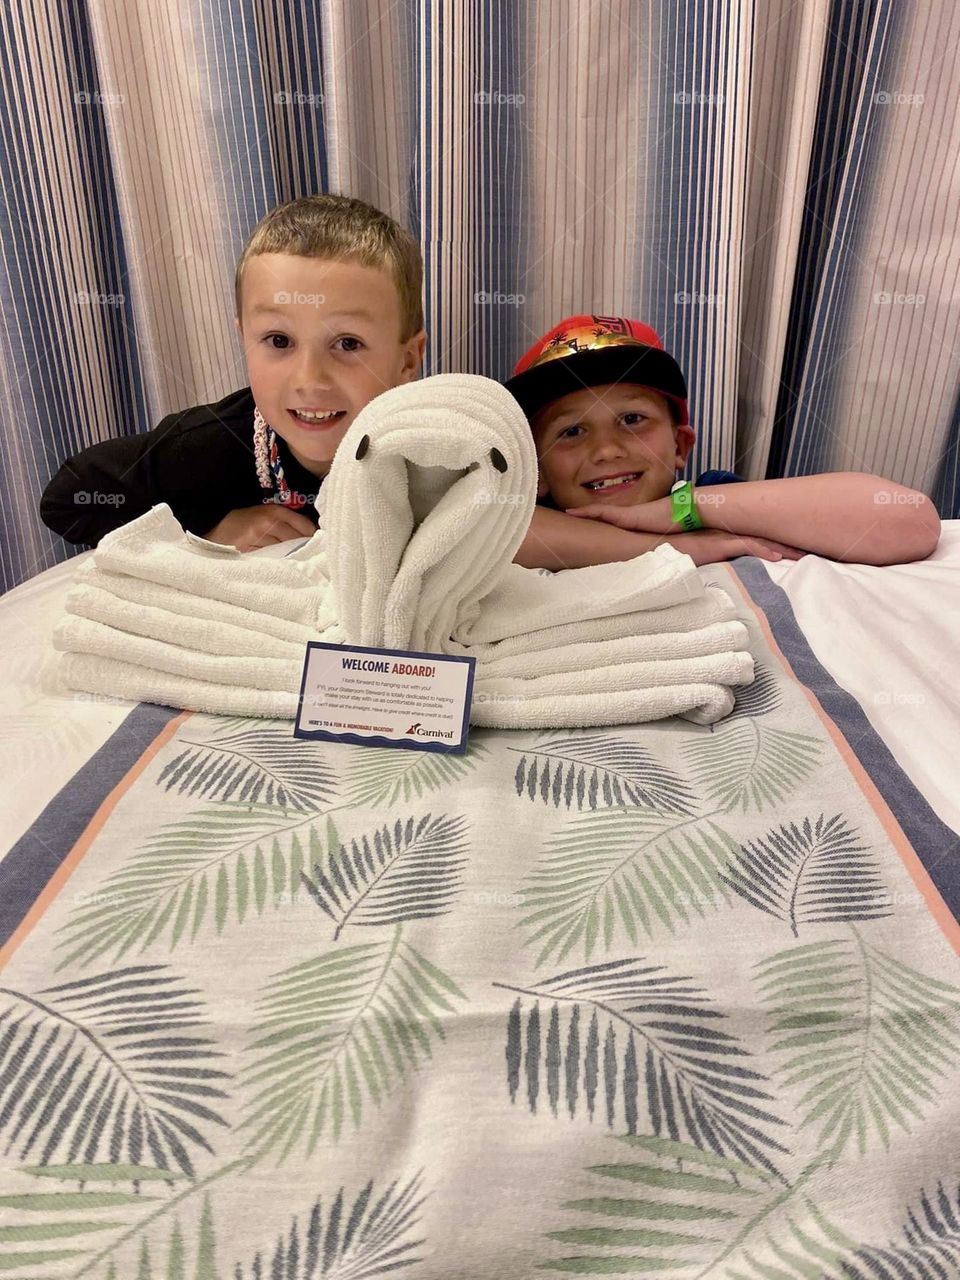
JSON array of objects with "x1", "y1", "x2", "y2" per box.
[{"x1": 512, "y1": 505, "x2": 806, "y2": 571}]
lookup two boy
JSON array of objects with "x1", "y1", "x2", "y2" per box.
[{"x1": 41, "y1": 196, "x2": 940, "y2": 567}]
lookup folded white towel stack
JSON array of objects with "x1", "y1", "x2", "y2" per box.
[{"x1": 54, "y1": 373, "x2": 754, "y2": 727}]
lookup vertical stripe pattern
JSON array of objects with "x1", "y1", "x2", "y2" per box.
[{"x1": 2, "y1": 0, "x2": 957, "y2": 592}]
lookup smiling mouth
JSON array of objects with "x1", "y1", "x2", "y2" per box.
[
  {"x1": 583, "y1": 471, "x2": 644, "y2": 493},
  {"x1": 290, "y1": 409, "x2": 346, "y2": 427}
]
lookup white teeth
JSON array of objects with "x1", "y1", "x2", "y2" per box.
[
  {"x1": 586, "y1": 473, "x2": 641, "y2": 491},
  {"x1": 294, "y1": 409, "x2": 341, "y2": 422}
]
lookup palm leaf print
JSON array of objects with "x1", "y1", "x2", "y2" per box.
[
  {"x1": 49, "y1": 1177, "x2": 427, "y2": 1280},
  {"x1": 234, "y1": 1172, "x2": 426, "y2": 1278},
  {"x1": 55, "y1": 808, "x2": 335, "y2": 970},
  {"x1": 538, "y1": 1137, "x2": 854, "y2": 1275},
  {"x1": 239, "y1": 929, "x2": 465, "y2": 1161},
  {"x1": 541, "y1": 1143, "x2": 960, "y2": 1275},
  {"x1": 724, "y1": 663, "x2": 782, "y2": 720},
  {"x1": 0, "y1": 965, "x2": 230, "y2": 1177},
  {"x1": 841, "y1": 1178, "x2": 960, "y2": 1278},
  {"x1": 756, "y1": 932, "x2": 960, "y2": 1157},
  {"x1": 0, "y1": 1163, "x2": 190, "y2": 1277},
  {"x1": 719, "y1": 813, "x2": 892, "y2": 935},
  {"x1": 681, "y1": 718, "x2": 823, "y2": 811},
  {"x1": 725, "y1": 1178, "x2": 960, "y2": 1280},
  {"x1": 519, "y1": 810, "x2": 739, "y2": 965},
  {"x1": 301, "y1": 812, "x2": 468, "y2": 939},
  {"x1": 498, "y1": 958, "x2": 788, "y2": 1175},
  {"x1": 342, "y1": 738, "x2": 490, "y2": 806},
  {"x1": 720, "y1": 1202, "x2": 857, "y2": 1279},
  {"x1": 512, "y1": 734, "x2": 696, "y2": 814},
  {"x1": 156, "y1": 722, "x2": 337, "y2": 810}
]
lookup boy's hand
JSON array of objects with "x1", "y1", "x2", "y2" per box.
[
  {"x1": 202, "y1": 504, "x2": 317, "y2": 552},
  {"x1": 671, "y1": 529, "x2": 807, "y2": 565}
]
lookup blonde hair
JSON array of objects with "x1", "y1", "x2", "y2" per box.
[{"x1": 235, "y1": 193, "x2": 424, "y2": 341}]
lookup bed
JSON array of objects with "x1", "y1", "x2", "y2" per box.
[{"x1": 1, "y1": 528, "x2": 959, "y2": 1278}]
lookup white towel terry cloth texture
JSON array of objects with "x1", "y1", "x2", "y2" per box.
[{"x1": 54, "y1": 373, "x2": 755, "y2": 728}]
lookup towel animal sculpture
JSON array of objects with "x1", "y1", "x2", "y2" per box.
[{"x1": 54, "y1": 374, "x2": 754, "y2": 728}]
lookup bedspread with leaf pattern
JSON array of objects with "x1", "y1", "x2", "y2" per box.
[{"x1": 2, "y1": 562, "x2": 959, "y2": 1279}]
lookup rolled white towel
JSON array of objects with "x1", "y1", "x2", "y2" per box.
[
  {"x1": 57, "y1": 650, "x2": 746, "y2": 728},
  {"x1": 472, "y1": 682, "x2": 742, "y2": 729},
  {"x1": 66, "y1": 577, "x2": 312, "y2": 658},
  {"x1": 71, "y1": 561, "x2": 320, "y2": 646},
  {"x1": 53, "y1": 614, "x2": 302, "y2": 691},
  {"x1": 59, "y1": 652, "x2": 300, "y2": 720},
  {"x1": 450, "y1": 583, "x2": 741, "y2": 667},
  {"x1": 90, "y1": 503, "x2": 339, "y2": 631},
  {"x1": 476, "y1": 618, "x2": 751, "y2": 679}
]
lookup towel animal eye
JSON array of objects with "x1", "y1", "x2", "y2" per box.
[
  {"x1": 490, "y1": 447, "x2": 508, "y2": 473},
  {"x1": 355, "y1": 434, "x2": 370, "y2": 460}
]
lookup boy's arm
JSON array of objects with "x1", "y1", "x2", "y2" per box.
[
  {"x1": 568, "y1": 473, "x2": 941, "y2": 565},
  {"x1": 40, "y1": 433, "x2": 163, "y2": 546},
  {"x1": 512, "y1": 504, "x2": 802, "y2": 570},
  {"x1": 513, "y1": 505, "x2": 680, "y2": 569},
  {"x1": 40, "y1": 395, "x2": 259, "y2": 546}
]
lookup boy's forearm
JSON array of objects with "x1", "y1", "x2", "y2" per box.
[
  {"x1": 514, "y1": 504, "x2": 679, "y2": 570},
  {"x1": 675, "y1": 473, "x2": 938, "y2": 565}
]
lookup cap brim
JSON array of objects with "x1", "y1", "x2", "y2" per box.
[{"x1": 504, "y1": 345, "x2": 688, "y2": 425}]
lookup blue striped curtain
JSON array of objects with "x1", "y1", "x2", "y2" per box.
[{"x1": 2, "y1": 0, "x2": 958, "y2": 592}]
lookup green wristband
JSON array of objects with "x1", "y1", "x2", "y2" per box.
[{"x1": 670, "y1": 479, "x2": 704, "y2": 531}]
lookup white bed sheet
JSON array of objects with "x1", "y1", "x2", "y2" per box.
[{"x1": 2, "y1": 523, "x2": 958, "y2": 858}]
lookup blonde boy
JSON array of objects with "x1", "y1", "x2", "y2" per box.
[{"x1": 41, "y1": 195, "x2": 427, "y2": 551}]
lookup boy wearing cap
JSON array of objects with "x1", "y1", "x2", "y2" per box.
[{"x1": 505, "y1": 315, "x2": 940, "y2": 570}]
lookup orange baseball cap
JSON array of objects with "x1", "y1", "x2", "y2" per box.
[{"x1": 504, "y1": 313, "x2": 688, "y2": 425}]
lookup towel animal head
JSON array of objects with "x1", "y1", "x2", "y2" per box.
[{"x1": 319, "y1": 373, "x2": 538, "y2": 649}]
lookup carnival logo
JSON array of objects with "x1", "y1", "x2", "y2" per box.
[{"x1": 404, "y1": 721, "x2": 455, "y2": 740}]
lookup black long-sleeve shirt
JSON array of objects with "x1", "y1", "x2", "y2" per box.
[{"x1": 39, "y1": 387, "x2": 324, "y2": 546}]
